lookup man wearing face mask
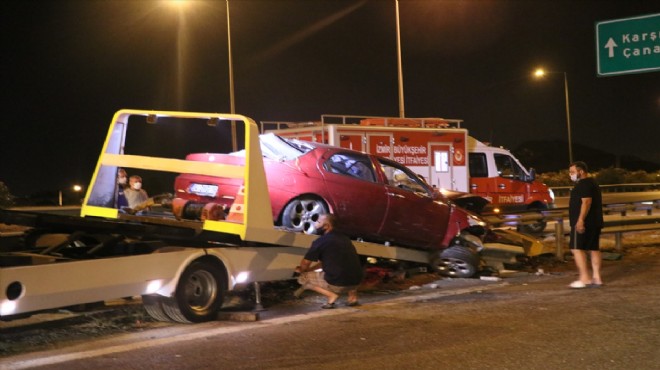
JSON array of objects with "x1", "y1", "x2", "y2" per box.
[
  {"x1": 115, "y1": 168, "x2": 129, "y2": 209},
  {"x1": 568, "y1": 161, "x2": 604, "y2": 289},
  {"x1": 123, "y1": 175, "x2": 149, "y2": 211},
  {"x1": 294, "y1": 214, "x2": 364, "y2": 309}
]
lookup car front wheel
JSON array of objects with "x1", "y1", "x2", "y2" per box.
[
  {"x1": 282, "y1": 196, "x2": 328, "y2": 234},
  {"x1": 430, "y1": 246, "x2": 480, "y2": 278}
]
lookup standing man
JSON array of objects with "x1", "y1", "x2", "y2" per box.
[
  {"x1": 568, "y1": 161, "x2": 604, "y2": 289},
  {"x1": 295, "y1": 214, "x2": 364, "y2": 309}
]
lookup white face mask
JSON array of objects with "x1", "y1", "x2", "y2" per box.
[
  {"x1": 570, "y1": 174, "x2": 579, "y2": 182},
  {"x1": 118, "y1": 177, "x2": 127, "y2": 185},
  {"x1": 131, "y1": 182, "x2": 142, "y2": 190}
]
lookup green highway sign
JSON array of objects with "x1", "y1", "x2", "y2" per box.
[{"x1": 596, "y1": 13, "x2": 660, "y2": 77}]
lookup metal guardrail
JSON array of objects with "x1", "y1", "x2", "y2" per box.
[
  {"x1": 551, "y1": 182, "x2": 660, "y2": 197},
  {"x1": 484, "y1": 199, "x2": 660, "y2": 259}
]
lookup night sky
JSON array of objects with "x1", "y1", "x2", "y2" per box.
[{"x1": 1, "y1": 0, "x2": 659, "y2": 197}]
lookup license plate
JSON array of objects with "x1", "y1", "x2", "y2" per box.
[{"x1": 188, "y1": 183, "x2": 218, "y2": 197}]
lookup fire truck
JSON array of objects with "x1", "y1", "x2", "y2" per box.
[
  {"x1": 262, "y1": 114, "x2": 554, "y2": 233},
  {"x1": 1, "y1": 110, "x2": 536, "y2": 324}
]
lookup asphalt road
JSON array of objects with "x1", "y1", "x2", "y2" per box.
[{"x1": 2, "y1": 246, "x2": 658, "y2": 370}]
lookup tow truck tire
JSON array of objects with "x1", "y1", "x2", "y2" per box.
[
  {"x1": 162, "y1": 259, "x2": 226, "y2": 323},
  {"x1": 282, "y1": 196, "x2": 328, "y2": 234},
  {"x1": 430, "y1": 246, "x2": 479, "y2": 278},
  {"x1": 142, "y1": 294, "x2": 172, "y2": 322}
]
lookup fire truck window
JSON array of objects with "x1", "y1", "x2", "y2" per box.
[
  {"x1": 494, "y1": 154, "x2": 523, "y2": 179},
  {"x1": 469, "y1": 153, "x2": 488, "y2": 178},
  {"x1": 324, "y1": 153, "x2": 376, "y2": 183},
  {"x1": 434, "y1": 151, "x2": 449, "y2": 173}
]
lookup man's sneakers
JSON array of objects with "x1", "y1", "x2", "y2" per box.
[
  {"x1": 569, "y1": 281, "x2": 587, "y2": 289},
  {"x1": 321, "y1": 301, "x2": 360, "y2": 309},
  {"x1": 570, "y1": 280, "x2": 605, "y2": 289}
]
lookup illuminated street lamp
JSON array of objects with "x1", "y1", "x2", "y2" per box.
[
  {"x1": 534, "y1": 68, "x2": 573, "y2": 164},
  {"x1": 58, "y1": 185, "x2": 83, "y2": 206}
]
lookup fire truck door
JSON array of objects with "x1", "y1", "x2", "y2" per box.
[
  {"x1": 368, "y1": 134, "x2": 393, "y2": 159},
  {"x1": 468, "y1": 152, "x2": 493, "y2": 203},
  {"x1": 429, "y1": 143, "x2": 453, "y2": 190},
  {"x1": 492, "y1": 153, "x2": 527, "y2": 206}
]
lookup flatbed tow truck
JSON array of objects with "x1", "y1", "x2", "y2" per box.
[{"x1": 0, "y1": 110, "x2": 536, "y2": 324}]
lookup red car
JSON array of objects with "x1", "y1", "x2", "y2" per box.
[{"x1": 174, "y1": 134, "x2": 485, "y2": 254}]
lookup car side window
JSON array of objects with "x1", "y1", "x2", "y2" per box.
[
  {"x1": 324, "y1": 153, "x2": 376, "y2": 183},
  {"x1": 468, "y1": 153, "x2": 488, "y2": 178},
  {"x1": 377, "y1": 158, "x2": 427, "y2": 194}
]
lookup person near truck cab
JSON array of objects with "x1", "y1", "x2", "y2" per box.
[
  {"x1": 115, "y1": 168, "x2": 129, "y2": 209},
  {"x1": 123, "y1": 175, "x2": 149, "y2": 211},
  {"x1": 568, "y1": 161, "x2": 604, "y2": 289},
  {"x1": 295, "y1": 214, "x2": 363, "y2": 309}
]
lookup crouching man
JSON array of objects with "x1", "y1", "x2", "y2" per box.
[{"x1": 294, "y1": 214, "x2": 363, "y2": 309}]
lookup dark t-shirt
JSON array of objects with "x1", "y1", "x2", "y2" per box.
[
  {"x1": 304, "y1": 231, "x2": 364, "y2": 286},
  {"x1": 569, "y1": 177, "x2": 603, "y2": 228}
]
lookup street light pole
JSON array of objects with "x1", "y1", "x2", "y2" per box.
[
  {"x1": 534, "y1": 68, "x2": 573, "y2": 164},
  {"x1": 395, "y1": 0, "x2": 405, "y2": 118},
  {"x1": 226, "y1": 0, "x2": 238, "y2": 151},
  {"x1": 563, "y1": 72, "x2": 573, "y2": 164}
]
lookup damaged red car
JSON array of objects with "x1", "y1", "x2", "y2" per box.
[{"x1": 174, "y1": 133, "x2": 487, "y2": 277}]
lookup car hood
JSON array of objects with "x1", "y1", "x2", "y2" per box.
[{"x1": 438, "y1": 189, "x2": 489, "y2": 213}]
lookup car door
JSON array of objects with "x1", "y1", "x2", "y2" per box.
[
  {"x1": 319, "y1": 150, "x2": 389, "y2": 240},
  {"x1": 376, "y1": 157, "x2": 449, "y2": 249}
]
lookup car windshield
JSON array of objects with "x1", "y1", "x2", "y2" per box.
[{"x1": 231, "y1": 133, "x2": 314, "y2": 161}]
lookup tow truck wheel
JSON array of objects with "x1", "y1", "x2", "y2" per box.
[
  {"x1": 162, "y1": 259, "x2": 226, "y2": 323},
  {"x1": 282, "y1": 196, "x2": 328, "y2": 234},
  {"x1": 142, "y1": 294, "x2": 172, "y2": 322},
  {"x1": 430, "y1": 246, "x2": 479, "y2": 278}
]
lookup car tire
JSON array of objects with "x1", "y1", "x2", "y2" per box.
[
  {"x1": 430, "y1": 246, "x2": 480, "y2": 278},
  {"x1": 281, "y1": 196, "x2": 328, "y2": 234},
  {"x1": 161, "y1": 259, "x2": 226, "y2": 323}
]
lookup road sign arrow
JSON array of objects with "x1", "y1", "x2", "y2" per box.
[{"x1": 604, "y1": 37, "x2": 618, "y2": 58}]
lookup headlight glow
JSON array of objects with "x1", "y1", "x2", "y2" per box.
[
  {"x1": 145, "y1": 280, "x2": 164, "y2": 294},
  {"x1": 1, "y1": 300, "x2": 17, "y2": 316},
  {"x1": 236, "y1": 271, "x2": 250, "y2": 284}
]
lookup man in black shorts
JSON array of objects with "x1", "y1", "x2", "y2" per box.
[
  {"x1": 295, "y1": 214, "x2": 364, "y2": 308},
  {"x1": 568, "y1": 161, "x2": 604, "y2": 289}
]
